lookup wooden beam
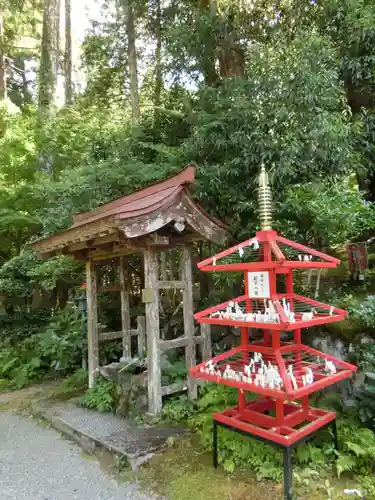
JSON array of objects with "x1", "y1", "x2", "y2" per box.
[
  {"x1": 146, "y1": 233, "x2": 170, "y2": 245},
  {"x1": 68, "y1": 232, "x2": 123, "y2": 254},
  {"x1": 86, "y1": 260, "x2": 99, "y2": 388},
  {"x1": 98, "y1": 284, "x2": 122, "y2": 293},
  {"x1": 200, "y1": 323, "x2": 212, "y2": 361},
  {"x1": 157, "y1": 280, "x2": 185, "y2": 290},
  {"x1": 99, "y1": 331, "x2": 122, "y2": 342},
  {"x1": 161, "y1": 381, "x2": 188, "y2": 396},
  {"x1": 137, "y1": 315, "x2": 146, "y2": 359},
  {"x1": 90, "y1": 248, "x2": 139, "y2": 262},
  {"x1": 99, "y1": 329, "x2": 138, "y2": 342},
  {"x1": 120, "y1": 257, "x2": 131, "y2": 361},
  {"x1": 160, "y1": 252, "x2": 167, "y2": 280},
  {"x1": 160, "y1": 336, "x2": 188, "y2": 351},
  {"x1": 181, "y1": 245, "x2": 197, "y2": 400},
  {"x1": 144, "y1": 247, "x2": 162, "y2": 414},
  {"x1": 159, "y1": 335, "x2": 203, "y2": 351}
]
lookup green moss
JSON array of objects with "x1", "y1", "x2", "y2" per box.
[{"x1": 325, "y1": 319, "x2": 361, "y2": 341}]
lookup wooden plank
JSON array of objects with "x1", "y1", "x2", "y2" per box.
[
  {"x1": 144, "y1": 247, "x2": 162, "y2": 414},
  {"x1": 86, "y1": 260, "x2": 99, "y2": 388},
  {"x1": 146, "y1": 234, "x2": 170, "y2": 245},
  {"x1": 161, "y1": 381, "x2": 188, "y2": 396},
  {"x1": 200, "y1": 323, "x2": 212, "y2": 361},
  {"x1": 99, "y1": 330, "x2": 122, "y2": 342},
  {"x1": 181, "y1": 245, "x2": 197, "y2": 400},
  {"x1": 99, "y1": 329, "x2": 138, "y2": 342},
  {"x1": 157, "y1": 280, "x2": 185, "y2": 290},
  {"x1": 67, "y1": 232, "x2": 119, "y2": 253},
  {"x1": 160, "y1": 336, "x2": 188, "y2": 351},
  {"x1": 160, "y1": 252, "x2": 167, "y2": 280},
  {"x1": 142, "y1": 288, "x2": 154, "y2": 303},
  {"x1": 120, "y1": 257, "x2": 131, "y2": 361},
  {"x1": 159, "y1": 335, "x2": 204, "y2": 351},
  {"x1": 137, "y1": 315, "x2": 146, "y2": 359},
  {"x1": 98, "y1": 284, "x2": 122, "y2": 293}
]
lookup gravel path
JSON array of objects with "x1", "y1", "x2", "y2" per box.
[{"x1": 0, "y1": 412, "x2": 156, "y2": 500}]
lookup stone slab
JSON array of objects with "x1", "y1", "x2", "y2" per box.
[{"x1": 40, "y1": 402, "x2": 185, "y2": 470}]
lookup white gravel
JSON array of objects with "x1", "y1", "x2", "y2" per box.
[{"x1": 0, "y1": 412, "x2": 156, "y2": 500}]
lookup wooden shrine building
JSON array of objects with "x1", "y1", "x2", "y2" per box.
[{"x1": 32, "y1": 166, "x2": 227, "y2": 414}]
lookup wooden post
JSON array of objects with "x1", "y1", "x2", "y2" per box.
[
  {"x1": 181, "y1": 246, "x2": 197, "y2": 400},
  {"x1": 144, "y1": 247, "x2": 162, "y2": 414},
  {"x1": 119, "y1": 257, "x2": 131, "y2": 361},
  {"x1": 86, "y1": 260, "x2": 99, "y2": 388},
  {"x1": 137, "y1": 315, "x2": 146, "y2": 359},
  {"x1": 160, "y1": 251, "x2": 167, "y2": 280},
  {"x1": 200, "y1": 323, "x2": 212, "y2": 362}
]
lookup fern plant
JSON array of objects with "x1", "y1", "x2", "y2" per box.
[{"x1": 80, "y1": 378, "x2": 120, "y2": 413}]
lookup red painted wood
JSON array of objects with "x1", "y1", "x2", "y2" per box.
[
  {"x1": 200, "y1": 261, "x2": 279, "y2": 272},
  {"x1": 276, "y1": 235, "x2": 340, "y2": 264},
  {"x1": 213, "y1": 404, "x2": 337, "y2": 446},
  {"x1": 197, "y1": 236, "x2": 258, "y2": 268},
  {"x1": 191, "y1": 226, "x2": 356, "y2": 449}
]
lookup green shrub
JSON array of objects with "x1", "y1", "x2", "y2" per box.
[
  {"x1": 0, "y1": 307, "x2": 85, "y2": 389},
  {"x1": 0, "y1": 310, "x2": 51, "y2": 344},
  {"x1": 163, "y1": 383, "x2": 375, "y2": 488},
  {"x1": 80, "y1": 378, "x2": 120, "y2": 413},
  {"x1": 350, "y1": 295, "x2": 375, "y2": 337}
]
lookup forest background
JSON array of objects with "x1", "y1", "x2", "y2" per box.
[{"x1": 2, "y1": 0, "x2": 375, "y2": 494}]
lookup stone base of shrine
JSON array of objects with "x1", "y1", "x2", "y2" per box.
[{"x1": 213, "y1": 397, "x2": 336, "y2": 446}]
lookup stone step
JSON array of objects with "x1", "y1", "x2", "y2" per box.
[{"x1": 41, "y1": 402, "x2": 185, "y2": 471}]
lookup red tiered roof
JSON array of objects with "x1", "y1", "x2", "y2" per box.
[{"x1": 190, "y1": 227, "x2": 357, "y2": 447}]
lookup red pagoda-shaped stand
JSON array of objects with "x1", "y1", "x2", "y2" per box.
[{"x1": 190, "y1": 167, "x2": 357, "y2": 500}]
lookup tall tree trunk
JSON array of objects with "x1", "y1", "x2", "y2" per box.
[
  {"x1": 0, "y1": 12, "x2": 6, "y2": 100},
  {"x1": 18, "y1": 57, "x2": 31, "y2": 105},
  {"x1": 38, "y1": 0, "x2": 60, "y2": 112},
  {"x1": 64, "y1": 0, "x2": 72, "y2": 104},
  {"x1": 199, "y1": 0, "x2": 219, "y2": 87},
  {"x1": 154, "y1": 0, "x2": 162, "y2": 108},
  {"x1": 123, "y1": 0, "x2": 140, "y2": 119}
]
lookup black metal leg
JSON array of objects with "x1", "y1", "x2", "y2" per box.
[
  {"x1": 283, "y1": 447, "x2": 293, "y2": 500},
  {"x1": 332, "y1": 419, "x2": 339, "y2": 452},
  {"x1": 213, "y1": 420, "x2": 218, "y2": 469}
]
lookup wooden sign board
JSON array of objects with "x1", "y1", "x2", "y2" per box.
[
  {"x1": 142, "y1": 288, "x2": 154, "y2": 303},
  {"x1": 248, "y1": 271, "x2": 270, "y2": 298}
]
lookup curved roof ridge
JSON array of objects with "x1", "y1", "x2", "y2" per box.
[{"x1": 73, "y1": 165, "x2": 196, "y2": 224}]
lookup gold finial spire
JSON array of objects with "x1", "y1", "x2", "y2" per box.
[{"x1": 258, "y1": 164, "x2": 272, "y2": 230}]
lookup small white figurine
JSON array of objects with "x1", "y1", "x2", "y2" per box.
[
  {"x1": 213, "y1": 257, "x2": 216, "y2": 266},
  {"x1": 238, "y1": 247, "x2": 244, "y2": 257},
  {"x1": 234, "y1": 303, "x2": 245, "y2": 320},
  {"x1": 305, "y1": 368, "x2": 314, "y2": 385},
  {"x1": 287, "y1": 365, "x2": 298, "y2": 390},
  {"x1": 254, "y1": 352, "x2": 263, "y2": 364},
  {"x1": 302, "y1": 311, "x2": 314, "y2": 321},
  {"x1": 252, "y1": 238, "x2": 260, "y2": 250},
  {"x1": 244, "y1": 363, "x2": 252, "y2": 377},
  {"x1": 245, "y1": 312, "x2": 254, "y2": 322},
  {"x1": 290, "y1": 372, "x2": 298, "y2": 391},
  {"x1": 325, "y1": 360, "x2": 336, "y2": 375}
]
